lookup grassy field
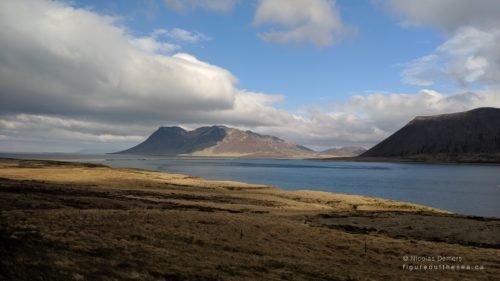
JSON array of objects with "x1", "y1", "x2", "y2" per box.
[{"x1": 0, "y1": 158, "x2": 499, "y2": 280}]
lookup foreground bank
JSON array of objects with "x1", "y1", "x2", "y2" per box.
[{"x1": 0, "y1": 158, "x2": 499, "y2": 280}]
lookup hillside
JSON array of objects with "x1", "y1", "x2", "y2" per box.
[
  {"x1": 320, "y1": 146, "x2": 366, "y2": 157},
  {"x1": 361, "y1": 107, "x2": 500, "y2": 161},
  {"x1": 116, "y1": 126, "x2": 317, "y2": 158}
]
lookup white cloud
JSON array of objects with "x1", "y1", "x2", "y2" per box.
[
  {"x1": 439, "y1": 27, "x2": 500, "y2": 85},
  {"x1": 152, "y1": 28, "x2": 210, "y2": 43},
  {"x1": 254, "y1": 0, "x2": 347, "y2": 47},
  {"x1": 0, "y1": 0, "x2": 295, "y2": 151},
  {"x1": 350, "y1": 89, "x2": 500, "y2": 131},
  {"x1": 0, "y1": 114, "x2": 147, "y2": 152},
  {"x1": 380, "y1": 0, "x2": 500, "y2": 32},
  {"x1": 401, "y1": 55, "x2": 443, "y2": 86},
  {"x1": 201, "y1": 91, "x2": 293, "y2": 126},
  {"x1": 0, "y1": 114, "x2": 150, "y2": 138},
  {"x1": 0, "y1": 0, "x2": 291, "y2": 125},
  {"x1": 381, "y1": 0, "x2": 500, "y2": 87},
  {"x1": 257, "y1": 90, "x2": 500, "y2": 149},
  {"x1": 130, "y1": 36, "x2": 181, "y2": 53},
  {"x1": 164, "y1": 0, "x2": 237, "y2": 13},
  {"x1": 401, "y1": 27, "x2": 500, "y2": 87}
]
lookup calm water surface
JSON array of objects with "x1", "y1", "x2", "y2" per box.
[{"x1": 2, "y1": 153, "x2": 500, "y2": 217}]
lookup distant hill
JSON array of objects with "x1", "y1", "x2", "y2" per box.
[
  {"x1": 321, "y1": 146, "x2": 366, "y2": 157},
  {"x1": 77, "y1": 148, "x2": 112, "y2": 154},
  {"x1": 361, "y1": 107, "x2": 500, "y2": 162},
  {"x1": 115, "y1": 126, "x2": 318, "y2": 158}
]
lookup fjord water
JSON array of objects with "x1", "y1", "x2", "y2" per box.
[{"x1": 3, "y1": 153, "x2": 500, "y2": 217}]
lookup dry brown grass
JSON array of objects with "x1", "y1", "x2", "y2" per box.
[{"x1": 0, "y1": 158, "x2": 499, "y2": 281}]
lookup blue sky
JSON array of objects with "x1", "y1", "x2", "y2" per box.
[
  {"x1": 1, "y1": 0, "x2": 500, "y2": 152},
  {"x1": 73, "y1": 0, "x2": 443, "y2": 107}
]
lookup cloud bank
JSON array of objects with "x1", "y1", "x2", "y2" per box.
[
  {"x1": 0, "y1": 0, "x2": 293, "y2": 123},
  {"x1": 256, "y1": 90, "x2": 500, "y2": 148}
]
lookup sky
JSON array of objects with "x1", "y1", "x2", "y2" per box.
[{"x1": 1, "y1": 0, "x2": 500, "y2": 153}]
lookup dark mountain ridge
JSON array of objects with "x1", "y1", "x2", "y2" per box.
[{"x1": 361, "y1": 107, "x2": 500, "y2": 160}]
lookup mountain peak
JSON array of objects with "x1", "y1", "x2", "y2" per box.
[
  {"x1": 116, "y1": 125, "x2": 317, "y2": 158},
  {"x1": 156, "y1": 126, "x2": 186, "y2": 133}
]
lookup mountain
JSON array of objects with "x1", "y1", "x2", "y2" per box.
[
  {"x1": 115, "y1": 126, "x2": 318, "y2": 158},
  {"x1": 361, "y1": 107, "x2": 500, "y2": 161},
  {"x1": 321, "y1": 146, "x2": 367, "y2": 157}
]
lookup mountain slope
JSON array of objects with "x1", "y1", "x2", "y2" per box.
[
  {"x1": 116, "y1": 126, "x2": 317, "y2": 158},
  {"x1": 361, "y1": 107, "x2": 500, "y2": 160},
  {"x1": 116, "y1": 126, "x2": 226, "y2": 155}
]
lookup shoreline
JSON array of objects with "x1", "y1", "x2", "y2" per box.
[
  {"x1": 3, "y1": 151, "x2": 500, "y2": 165},
  {"x1": 314, "y1": 155, "x2": 500, "y2": 165},
  {"x1": 1, "y1": 158, "x2": 499, "y2": 280},
  {"x1": 2, "y1": 156, "x2": 499, "y2": 217},
  {"x1": 0, "y1": 158, "x2": 445, "y2": 214}
]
